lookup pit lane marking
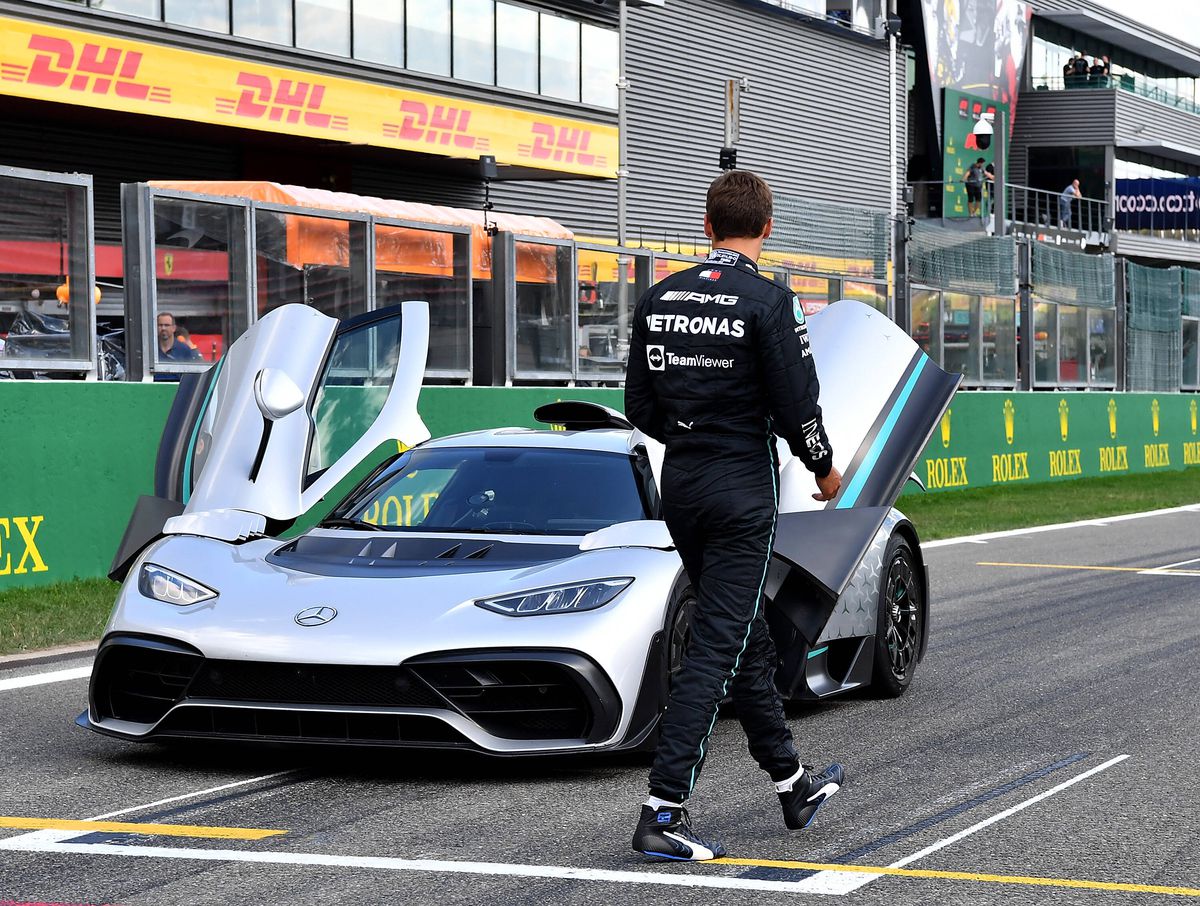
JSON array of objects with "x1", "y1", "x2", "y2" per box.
[
  {"x1": 978, "y1": 561, "x2": 1200, "y2": 577},
  {"x1": 713, "y1": 857, "x2": 1200, "y2": 898},
  {"x1": 4, "y1": 823, "x2": 1197, "y2": 900},
  {"x1": 0, "y1": 817, "x2": 286, "y2": 840},
  {"x1": 923, "y1": 503, "x2": 1200, "y2": 549},
  {"x1": 1, "y1": 770, "x2": 299, "y2": 850},
  {"x1": 784, "y1": 754, "x2": 1130, "y2": 895},
  {"x1": 0, "y1": 666, "x2": 90, "y2": 692}
]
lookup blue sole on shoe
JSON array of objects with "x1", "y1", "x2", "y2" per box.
[{"x1": 640, "y1": 850, "x2": 695, "y2": 861}]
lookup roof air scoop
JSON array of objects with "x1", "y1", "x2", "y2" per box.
[{"x1": 533, "y1": 401, "x2": 633, "y2": 432}]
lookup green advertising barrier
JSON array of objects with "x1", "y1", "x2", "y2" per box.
[
  {"x1": 0, "y1": 382, "x2": 1195, "y2": 591},
  {"x1": 0, "y1": 383, "x2": 621, "y2": 591},
  {"x1": 915, "y1": 391, "x2": 1200, "y2": 492}
]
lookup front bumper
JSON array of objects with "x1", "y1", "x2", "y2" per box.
[{"x1": 82, "y1": 633, "x2": 623, "y2": 754}]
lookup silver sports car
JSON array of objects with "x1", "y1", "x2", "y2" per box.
[{"x1": 83, "y1": 299, "x2": 958, "y2": 754}]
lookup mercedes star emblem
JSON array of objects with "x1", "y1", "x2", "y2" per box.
[{"x1": 295, "y1": 605, "x2": 338, "y2": 627}]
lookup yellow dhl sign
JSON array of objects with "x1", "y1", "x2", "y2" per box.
[{"x1": 0, "y1": 15, "x2": 617, "y2": 178}]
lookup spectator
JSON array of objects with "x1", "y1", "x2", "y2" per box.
[
  {"x1": 156, "y1": 312, "x2": 200, "y2": 381},
  {"x1": 1090, "y1": 55, "x2": 1109, "y2": 85},
  {"x1": 1064, "y1": 52, "x2": 1088, "y2": 88},
  {"x1": 964, "y1": 157, "x2": 986, "y2": 217},
  {"x1": 1059, "y1": 179, "x2": 1080, "y2": 228},
  {"x1": 984, "y1": 162, "x2": 996, "y2": 213}
]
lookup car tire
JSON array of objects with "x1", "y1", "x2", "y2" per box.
[
  {"x1": 868, "y1": 534, "x2": 923, "y2": 698},
  {"x1": 665, "y1": 581, "x2": 696, "y2": 698}
]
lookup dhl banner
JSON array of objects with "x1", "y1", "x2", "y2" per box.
[{"x1": 0, "y1": 15, "x2": 617, "y2": 178}]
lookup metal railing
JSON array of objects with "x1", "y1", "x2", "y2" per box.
[
  {"x1": 907, "y1": 180, "x2": 1109, "y2": 239},
  {"x1": 1006, "y1": 184, "x2": 1109, "y2": 238},
  {"x1": 1029, "y1": 74, "x2": 1200, "y2": 118}
]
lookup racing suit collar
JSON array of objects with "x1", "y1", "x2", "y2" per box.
[{"x1": 705, "y1": 248, "x2": 760, "y2": 274}]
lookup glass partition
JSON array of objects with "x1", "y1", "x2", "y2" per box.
[
  {"x1": 789, "y1": 274, "x2": 836, "y2": 317},
  {"x1": 1181, "y1": 317, "x2": 1198, "y2": 390},
  {"x1": 576, "y1": 247, "x2": 647, "y2": 380},
  {"x1": 981, "y1": 296, "x2": 1017, "y2": 385},
  {"x1": 374, "y1": 221, "x2": 471, "y2": 377},
  {"x1": 1087, "y1": 308, "x2": 1117, "y2": 386},
  {"x1": 1057, "y1": 304, "x2": 1087, "y2": 386},
  {"x1": 513, "y1": 239, "x2": 574, "y2": 379},
  {"x1": 843, "y1": 280, "x2": 888, "y2": 315},
  {"x1": 152, "y1": 197, "x2": 247, "y2": 372},
  {"x1": 1033, "y1": 300, "x2": 1058, "y2": 386},
  {"x1": 910, "y1": 287, "x2": 941, "y2": 363},
  {"x1": 942, "y1": 292, "x2": 980, "y2": 383},
  {"x1": 254, "y1": 210, "x2": 368, "y2": 322},
  {"x1": 0, "y1": 168, "x2": 96, "y2": 375}
]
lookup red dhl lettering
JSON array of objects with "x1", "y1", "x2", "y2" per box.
[
  {"x1": 0, "y1": 34, "x2": 170, "y2": 102},
  {"x1": 215, "y1": 73, "x2": 348, "y2": 130},
  {"x1": 519, "y1": 123, "x2": 608, "y2": 168},
  {"x1": 382, "y1": 101, "x2": 489, "y2": 150}
]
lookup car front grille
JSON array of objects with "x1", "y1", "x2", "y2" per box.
[
  {"x1": 91, "y1": 637, "x2": 616, "y2": 747},
  {"x1": 154, "y1": 707, "x2": 469, "y2": 746},
  {"x1": 411, "y1": 660, "x2": 593, "y2": 740},
  {"x1": 186, "y1": 661, "x2": 445, "y2": 708}
]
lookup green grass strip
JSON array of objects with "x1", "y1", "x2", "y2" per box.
[
  {"x1": 1, "y1": 469, "x2": 1197, "y2": 656},
  {"x1": 900, "y1": 467, "x2": 1200, "y2": 540},
  {"x1": 0, "y1": 577, "x2": 117, "y2": 656}
]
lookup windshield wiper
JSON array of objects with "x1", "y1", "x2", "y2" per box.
[{"x1": 318, "y1": 517, "x2": 384, "y2": 531}]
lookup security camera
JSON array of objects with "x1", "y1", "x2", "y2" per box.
[{"x1": 972, "y1": 112, "x2": 994, "y2": 151}]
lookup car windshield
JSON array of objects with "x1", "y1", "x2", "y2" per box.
[{"x1": 332, "y1": 446, "x2": 648, "y2": 535}]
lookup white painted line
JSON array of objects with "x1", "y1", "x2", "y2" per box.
[
  {"x1": 923, "y1": 504, "x2": 1200, "y2": 549},
  {"x1": 793, "y1": 754, "x2": 1131, "y2": 895},
  {"x1": 0, "y1": 839, "x2": 838, "y2": 896},
  {"x1": 89, "y1": 770, "x2": 300, "y2": 821},
  {"x1": 1, "y1": 770, "x2": 301, "y2": 850},
  {"x1": 0, "y1": 666, "x2": 91, "y2": 692},
  {"x1": 1149, "y1": 556, "x2": 1200, "y2": 571}
]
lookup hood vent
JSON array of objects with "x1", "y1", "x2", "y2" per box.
[
  {"x1": 437, "y1": 543, "x2": 462, "y2": 559},
  {"x1": 465, "y1": 544, "x2": 494, "y2": 560}
]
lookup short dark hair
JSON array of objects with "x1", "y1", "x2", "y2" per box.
[
  {"x1": 976, "y1": 157, "x2": 985, "y2": 164},
  {"x1": 706, "y1": 171, "x2": 773, "y2": 242}
]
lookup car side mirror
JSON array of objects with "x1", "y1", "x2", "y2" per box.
[{"x1": 253, "y1": 368, "x2": 306, "y2": 421}]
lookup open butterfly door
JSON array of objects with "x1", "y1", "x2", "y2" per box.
[
  {"x1": 768, "y1": 301, "x2": 960, "y2": 686},
  {"x1": 110, "y1": 302, "x2": 429, "y2": 576}
]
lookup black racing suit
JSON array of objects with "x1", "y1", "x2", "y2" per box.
[{"x1": 624, "y1": 248, "x2": 834, "y2": 803}]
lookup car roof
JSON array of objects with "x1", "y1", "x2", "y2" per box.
[{"x1": 421, "y1": 427, "x2": 633, "y2": 455}]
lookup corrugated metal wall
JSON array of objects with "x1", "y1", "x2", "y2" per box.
[{"x1": 492, "y1": 0, "x2": 905, "y2": 241}]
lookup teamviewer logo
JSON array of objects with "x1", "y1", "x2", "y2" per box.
[{"x1": 647, "y1": 344, "x2": 665, "y2": 371}]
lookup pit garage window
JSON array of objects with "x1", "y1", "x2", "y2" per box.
[
  {"x1": 909, "y1": 287, "x2": 1018, "y2": 389},
  {"x1": 1032, "y1": 297, "x2": 1117, "y2": 390},
  {"x1": 0, "y1": 167, "x2": 98, "y2": 378},
  {"x1": 343, "y1": 447, "x2": 649, "y2": 534}
]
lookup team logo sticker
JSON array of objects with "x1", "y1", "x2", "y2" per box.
[
  {"x1": 792, "y1": 295, "x2": 806, "y2": 325},
  {"x1": 646, "y1": 344, "x2": 665, "y2": 371}
]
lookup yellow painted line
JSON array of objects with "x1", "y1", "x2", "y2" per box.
[
  {"x1": 713, "y1": 857, "x2": 1200, "y2": 898},
  {"x1": 0, "y1": 816, "x2": 287, "y2": 841},
  {"x1": 978, "y1": 561, "x2": 1200, "y2": 576}
]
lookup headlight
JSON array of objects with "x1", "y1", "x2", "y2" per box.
[
  {"x1": 138, "y1": 564, "x2": 218, "y2": 606},
  {"x1": 475, "y1": 578, "x2": 633, "y2": 617}
]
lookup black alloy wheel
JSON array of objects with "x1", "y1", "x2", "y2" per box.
[
  {"x1": 666, "y1": 586, "x2": 695, "y2": 695},
  {"x1": 869, "y1": 535, "x2": 923, "y2": 697}
]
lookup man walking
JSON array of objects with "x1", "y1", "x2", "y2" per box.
[{"x1": 624, "y1": 171, "x2": 844, "y2": 862}]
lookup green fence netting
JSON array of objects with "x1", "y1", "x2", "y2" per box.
[
  {"x1": 1126, "y1": 262, "x2": 1182, "y2": 392},
  {"x1": 1183, "y1": 268, "x2": 1200, "y2": 318},
  {"x1": 908, "y1": 221, "x2": 1016, "y2": 295},
  {"x1": 1031, "y1": 244, "x2": 1115, "y2": 308},
  {"x1": 769, "y1": 195, "x2": 890, "y2": 279}
]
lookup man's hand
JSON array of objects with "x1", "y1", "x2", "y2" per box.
[{"x1": 812, "y1": 465, "x2": 842, "y2": 502}]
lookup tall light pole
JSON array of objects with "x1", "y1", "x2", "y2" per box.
[{"x1": 615, "y1": 1, "x2": 663, "y2": 351}]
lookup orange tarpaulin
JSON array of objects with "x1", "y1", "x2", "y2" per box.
[{"x1": 150, "y1": 181, "x2": 572, "y2": 282}]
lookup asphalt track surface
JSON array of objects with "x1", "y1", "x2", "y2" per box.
[{"x1": 1, "y1": 505, "x2": 1198, "y2": 905}]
